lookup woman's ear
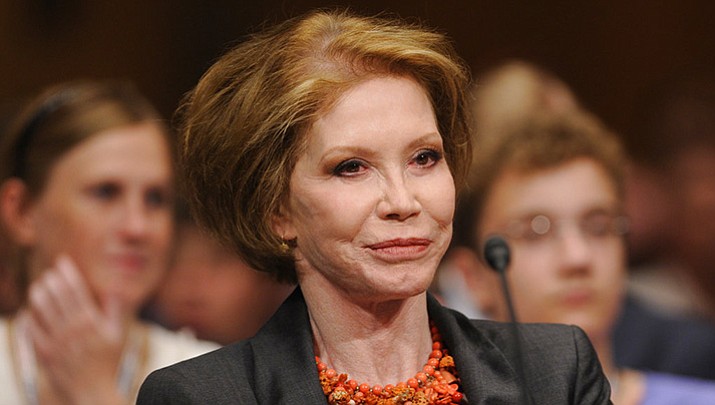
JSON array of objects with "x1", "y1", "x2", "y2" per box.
[
  {"x1": 446, "y1": 246, "x2": 503, "y2": 319},
  {"x1": 270, "y1": 203, "x2": 297, "y2": 241},
  {"x1": 0, "y1": 179, "x2": 37, "y2": 246}
]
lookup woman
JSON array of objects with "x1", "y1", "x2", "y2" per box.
[
  {"x1": 0, "y1": 81, "x2": 218, "y2": 405},
  {"x1": 138, "y1": 10, "x2": 611, "y2": 404},
  {"x1": 446, "y1": 109, "x2": 715, "y2": 404}
]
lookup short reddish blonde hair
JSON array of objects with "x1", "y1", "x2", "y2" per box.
[{"x1": 177, "y1": 9, "x2": 472, "y2": 283}]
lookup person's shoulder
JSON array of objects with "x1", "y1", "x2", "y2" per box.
[
  {"x1": 466, "y1": 318, "x2": 597, "y2": 372},
  {"x1": 469, "y1": 318, "x2": 587, "y2": 345},
  {"x1": 468, "y1": 317, "x2": 575, "y2": 332},
  {"x1": 150, "y1": 338, "x2": 252, "y2": 378},
  {"x1": 435, "y1": 305, "x2": 610, "y2": 403},
  {"x1": 436, "y1": 300, "x2": 592, "y2": 353},
  {"x1": 143, "y1": 321, "x2": 222, "y2": 371},
  {"x1": 138, "y1": 338, "x2": 258, "y2": 404}
]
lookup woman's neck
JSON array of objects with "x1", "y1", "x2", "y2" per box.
[{"x1": 302, "y1": 281, "x2": 432, "y2": 385}]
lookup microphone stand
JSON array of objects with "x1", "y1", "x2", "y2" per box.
[{"x1": 483, "y1": 236, "x2": 534, "y2": 405}]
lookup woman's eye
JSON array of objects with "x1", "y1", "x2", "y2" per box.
[
  {"x1": 146, "y1": 188, "x2": 171, "y2": 208},
  {"x1": 90, "y1": 183, "x2": 119, "y2": 200},
  {"x1": 333, "y1": 159, "x2": 366, "y2": 177},
  {"x1": 413, "y1": 149, "x2": 442, "y2": 167}
]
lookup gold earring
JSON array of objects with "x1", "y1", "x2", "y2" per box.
[{"x1": 280, "y1": 240, "x2": 290, "y2": 253}]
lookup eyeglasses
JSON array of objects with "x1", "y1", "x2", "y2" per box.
[{"x1": 503, "y1": 211, "x2": 629, "y2": 244}]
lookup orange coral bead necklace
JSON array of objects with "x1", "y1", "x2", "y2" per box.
[{"x1": 315, "y1": 322, "x2": 464, "y2": 404}]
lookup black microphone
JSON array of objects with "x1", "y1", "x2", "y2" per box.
[
  {"x1": 484, "y1": 236, "x2": 511, "y2": 276},
  {"x1": 483, "y1": 236, "x2": 518, "y2": 324},
  {"x1": 483, "y1": 235, "x2": 534, "y2": 405}
]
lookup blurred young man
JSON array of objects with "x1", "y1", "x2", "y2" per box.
[{"x1": 443, "y1": 110, "x2": 715, "y2": 403}]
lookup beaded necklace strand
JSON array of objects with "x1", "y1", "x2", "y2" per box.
[{"x1": 316, "y1": 322, "x2": 464, "y2": 405}]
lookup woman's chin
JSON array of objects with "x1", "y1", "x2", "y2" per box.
[{"x1": 350, "y1": 282, "x2": 429, "y2": 304}]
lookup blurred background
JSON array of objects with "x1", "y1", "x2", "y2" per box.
[{"x1": 2, "y1": 0, "x2": 714, "y2": 153}]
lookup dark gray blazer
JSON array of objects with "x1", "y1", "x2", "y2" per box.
[{"x1": 137, "y1": 288, "x2": 611, "y2": 404}]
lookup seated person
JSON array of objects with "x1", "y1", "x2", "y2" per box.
[
  {"x1": 0, "y1": 80, "x2": 219, "y2": 404},
  {"x1": 436, "y1": 60, "x2": 715, "y2": 382},
  {"x1": 144, "y1": 202, "x2": 294, "y2": 345},
  {"x1": 443, "y1": 109, "x2": 715, "y2": 403},
  {"x1": 136, "y1": 10, "x2": 611, "y2": 404}
]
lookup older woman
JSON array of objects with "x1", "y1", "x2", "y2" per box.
[
  {"x1": 137, "y1": 10, "x2": 611, "y2": 404},
  {"x1": 0, "y1": 81, "x2": 218, "y2": 405}
]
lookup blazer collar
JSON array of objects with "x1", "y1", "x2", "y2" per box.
[
  {"x1": 248, "y1": 288, "x2": 522, "y2": 403},
  {"x1": 249, "y1": 288, "x2": 325, "y2": 403}
]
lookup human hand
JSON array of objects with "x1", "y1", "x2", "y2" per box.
[{"x1": 26, "y1": 255, "x2": 127, "y2": 405}]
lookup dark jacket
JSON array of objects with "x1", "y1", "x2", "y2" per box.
[
  {"x1": 137, "y1": 288, "x2": 611, "y2": 404},
  {"x1": 614, "y1": 294, "x2": 715, "y2": 381}
]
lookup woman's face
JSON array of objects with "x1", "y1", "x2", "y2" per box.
[
  {"x1": 478, "y1": 159, "x2": 626, "y2": 340},
  {"x1": 277, "y1": 76, "x2": 455, "y2": 302},
  {"x1": 24, "y1": 122, "x2": 174, "y2": 311}
]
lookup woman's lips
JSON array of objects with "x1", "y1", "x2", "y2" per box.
[
  {"x1": 110, "y1": 254, "x2": 148, "y2": 273},
  {"x1": 368, "y1": 237, "x2": 431, "y2": 249},
  {"x1": 367, "y1": 238, "x2": 431, "y2": 262}
]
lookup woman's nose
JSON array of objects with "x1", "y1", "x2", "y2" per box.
[
  {"x1": 376, "y1": 174, "x2": 421, "y2": 220},
  {"x1": 120, "y1": 198, "x2": 150, "y2": 237}
]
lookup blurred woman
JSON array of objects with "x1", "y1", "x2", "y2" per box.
[{"x1": 0, "y1": 81, "x2": 218, "y2": 405}]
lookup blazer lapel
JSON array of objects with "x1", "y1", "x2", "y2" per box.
[
  {"x1": 428, "y1": 294, "x2": 523, "y2": 404},
  {"x1": 250, "y1": 288, "x2": 327, "y2": 404}
]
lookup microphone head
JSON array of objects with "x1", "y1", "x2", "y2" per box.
[{"x1": 483, "y1": 235, "x2": 511, "y2": 273}]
